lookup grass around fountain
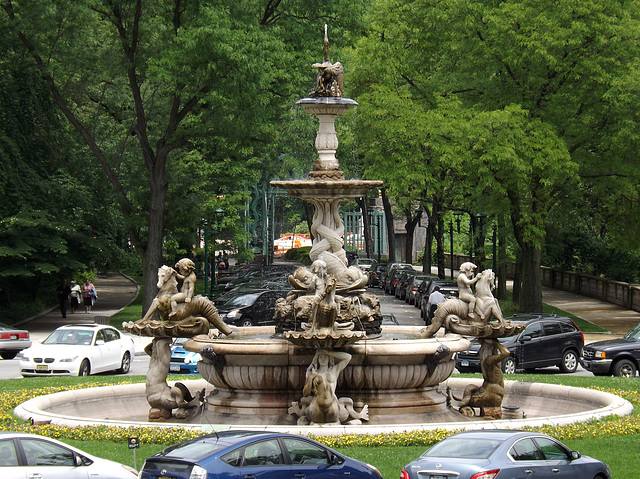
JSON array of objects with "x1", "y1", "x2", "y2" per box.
[{"x1": 1, "y1": 373, "x2": 639, "y2": 478}]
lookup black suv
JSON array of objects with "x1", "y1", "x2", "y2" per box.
[
  {"x1": 455, "y1": 314, "x2": 585, "y2": 374},
  {"x1": 581, "y1": 322, "x2": 640, "y2": 377}
]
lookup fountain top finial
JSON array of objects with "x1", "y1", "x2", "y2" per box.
[
  {"x1": 310, "y1": 25, "x2": 344, "y2": 98},
  {"x1": 323, "y1": 24, "x2": 330, "y2": 63}
]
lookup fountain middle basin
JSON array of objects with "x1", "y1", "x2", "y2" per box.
[{"x1": 191, "y1": 326, "x2": 469, "y2": 425}]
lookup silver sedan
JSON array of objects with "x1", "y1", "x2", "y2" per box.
[{"x1": 401, "y1": 430, "x2": 611, "y2": 479}]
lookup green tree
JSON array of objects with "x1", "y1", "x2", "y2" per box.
[
  {"x1": 351, "y1": 0, "x2": 640, "y2": 311},
  {"x1": 2, "y1": 0, "x2": 365, "y2": 309}
]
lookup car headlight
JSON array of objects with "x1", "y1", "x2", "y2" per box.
[
  {"x1": 189, "y1": 464, "x2": 207, "y2": 479},
  {"x1": 226, "y1": 309, "x2": 240, "y2": 319},
  {"x1": 60, "y1": 356, "x2": 79, "y2": 363},
  {"x1": 594, "y1": 351, "x2": 607, "y2": 359}
]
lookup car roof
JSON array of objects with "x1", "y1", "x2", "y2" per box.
[
  {"x1": 56, "y1": 324, "x2": 110, "y2": 330},
  {"x1": 507, "y1": 313, "x2": 574, "y2": 324}
]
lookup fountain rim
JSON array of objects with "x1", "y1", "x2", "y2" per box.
[{"x1": 13, "y1": 378, "x2": 632, "y2": 437}]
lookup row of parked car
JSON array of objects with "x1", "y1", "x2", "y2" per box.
[
  {"x1": 367, "y1": 261, "x2": 459, "y2": 324},
  {"x1": 363, "y1": 258, "x2": 640, "y2": 377},
  {"x1": 3, "y1": 428, "x2": 611, "y2": 479}
]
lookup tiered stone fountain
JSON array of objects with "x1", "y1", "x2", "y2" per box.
[{"x1": 185, "y1": 28, "x2": 472, "y2": 426}]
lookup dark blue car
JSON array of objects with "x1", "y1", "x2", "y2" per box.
[{"x1": 140, "y1": 430, "x2": 382, "y2": 479}]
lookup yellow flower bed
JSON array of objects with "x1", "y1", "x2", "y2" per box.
[{"x1": 1, "y1": 382, "x2": 639, "y2": 449}]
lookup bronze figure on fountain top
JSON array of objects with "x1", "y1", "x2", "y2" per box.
[{"x1": 309, "y1": 25, "x2": 344, "y2": 98}]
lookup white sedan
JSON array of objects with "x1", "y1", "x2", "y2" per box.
[
  {"x1": 18, "y1": 324, "x2": 135, "y2": 377},
  {"x1": 0, "y1": 431, "x2": 138, "y2": 478}
]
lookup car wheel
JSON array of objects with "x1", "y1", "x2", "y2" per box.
[
  {"x1": 0, "y1": 352, "x2": 17, "y2": 360},
  {"x1": 78, "y1": 359, "x2": 91, "y2": 376},
  {"x1": 502, "y1": 357, "x2": 517, "y2": 374},
  {"x1": 117, "y1": 351, "x2": 131, "y2": 374},
  {"x1": 241, "y1": 318, "x2": 254, "y2": 327},
  {"x1": 613, "y1": 359, "x2": 637, "y2": 377},
  {"x1": 559, "y1": 350, "x2": 579, "y2": 373}
]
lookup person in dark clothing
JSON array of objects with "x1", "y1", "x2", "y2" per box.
[{"x1": 56, "y1": 279, "x2": 71, "y2": 318}]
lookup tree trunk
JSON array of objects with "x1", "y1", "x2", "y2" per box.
[
  {"x1": 422, "y1": 211, "x2": 432, "y2": 274},
  {"x1": 381, "y1": 188, "x2": 396, "y2": 262},
  {"x1": 403, "y1": 208, "x2": 421, "y2": 264},
  {"x1": 496, "y1": 216, "x2": 508, "y2": 300},
  {"x1": 356, "y1": 197, "x2": 374, "y2": 258},
  {"x1": 433, "y1": 205, "x2": 445, "y2": 279},
  {"x1": 519, "y1": 243, "x2": 543, "y2": 313}
]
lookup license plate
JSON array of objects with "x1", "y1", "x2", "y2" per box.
[
  {"x1": 36, "y1": 365, "x2": 48, "y2": 371},
  {"x1": 10, "y1": 334, "x2": 18, "y2": 340},
  {"x1": 460, "y1": 360, "x2": 469, "y2": 367},
  {"x1": 430, "y1": 476, "x2": 447, "y2": 479},
  {"x1": 169, "y1": 364, "x2": 181, "y2": 372}
]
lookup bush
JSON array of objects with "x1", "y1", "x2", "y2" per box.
[{"x1": 284, "y1": 246, "x2": 312, "y2": 264}]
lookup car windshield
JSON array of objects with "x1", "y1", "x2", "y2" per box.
[
  {"x1": 624, "y1": 323, "x2": 640, "y2": 341},
  {"x1": 43, "y1": 329, "x2": 94, "y2": 345},
  {"x1": 223, "y1": 293, "x2": 261, "y2": 308},
  {"x1": 423, "y1": 437, "x2": 502, "y2": 459}
]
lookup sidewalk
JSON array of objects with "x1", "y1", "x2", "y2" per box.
[
  {"x1": 542, "y1": 286, "x2": 640, "y2": 342},
  {"x1": 18, "y1": 272, "x2": 147, "y2": 350}
]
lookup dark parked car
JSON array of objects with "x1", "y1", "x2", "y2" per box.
[
  {"x1": 367, "y1": 263, "x2": 386, "y2": 288},
  {"x1": 581, "y1": 322, "x2": 640, "y2": 377},
  {"x1": 381, "y1": 263, "x2": 413, "y2": 292},
  {"x1": 455, "y1": 313, "x2": 584, "y2": 374},
  {"x1": 140, "y1": 431, "x2": 383, "y2": 479},
  {"x1": 394, "y1": 270, "x2": 416, "y2": 299},
  {"x1": 419, "y1": 280, "x2": 458, "y2": 320},
  {"x1": 404, "y1": 274, "x2": 433, "y2": 305},
  {"x1": 400, "y1": 430, "x2": 611, "y2": 479},
  {"x1": 217, "y1": 290, "x2": 288, "y2": 327},
  {"x1": 412, "y1": 275, "x2": 439, "y2": 308},
  {"x1": 385, "y1": 264, "x2": 415, "y2": 293}
]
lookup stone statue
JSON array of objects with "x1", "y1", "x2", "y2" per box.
[
  {"x1": 457, "y1": 262, "x2": 480, "y2": 319},
  {"x1": 122, "y1": 259, "x2": 233, "y2": 421},
  {"x1": 288, "y1": 349, "x2": 369, "y2": 425},
  {"x1": 423, "y1": 267, "x2": 525, "y2": 419},
  {"x1": 422, "y1": 269, "x2": 514, "y2": 339},
  {"x1": 123, "y1": 263, "x2": 232, "y2": 337},
  {"x1": 450, "y1": 338, "x2": 511, "y2": 419}
]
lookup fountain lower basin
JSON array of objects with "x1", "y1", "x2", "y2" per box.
[{"x1": 14, "y1": 378, "x2": 632, "y2": 436}]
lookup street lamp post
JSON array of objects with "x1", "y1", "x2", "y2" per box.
[
  {"x1": 449, "y1": 220, "x2": 454, "y2": 280},
  {"x1": 203, "y1": 208, "x2": 224, "y2": 299}
]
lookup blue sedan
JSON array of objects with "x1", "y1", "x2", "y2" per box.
[
  {"x1": 169, "y1": 338, "x2": 201, "y2": 374},
  {"x1": 140, "y1": 430, "x2": 382, "y2": 479},
  {"x1": 401, "y1": 430, "x2": 611, "y2": 479}
]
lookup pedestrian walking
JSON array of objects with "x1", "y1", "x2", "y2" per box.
[
  {"x1": 70, "y1": 280, "x2": 82, "y2": 314},
  {"x1": 82, "y1": 279, "x2": 96, "y2": 314},
  {"x1": 56, "y1": 279, "x2": 71, "y2": 318}
]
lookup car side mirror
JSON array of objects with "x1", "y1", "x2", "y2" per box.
[
  {"x1": 520, "y1": 335, "x2": 532, "y2": 343},
  {"x1": 571, "y1": 451, "x2": 581, "y2": 460},
  {"x1": 95, "y1": 339, "x2": 105, "y2": 345},
  {"x1": 330, "y1": 453, "x2": 340, "y2": 465}
]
